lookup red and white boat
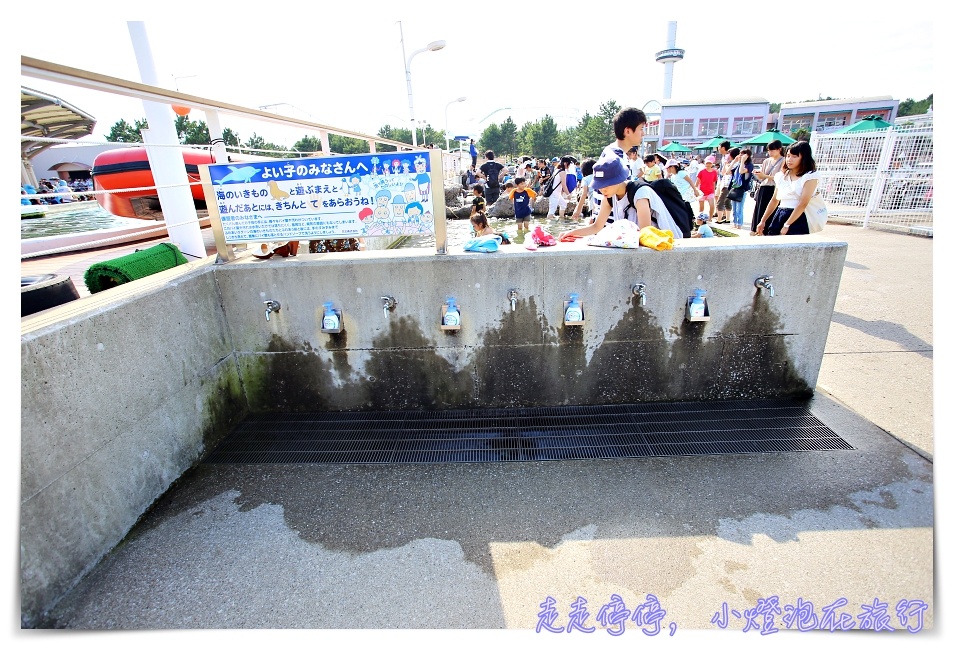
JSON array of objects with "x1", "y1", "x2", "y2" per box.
[{"x1": 91, "y1": 147, "x2": 215, "y2": 219}]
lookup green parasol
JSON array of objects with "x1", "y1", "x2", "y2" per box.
[
  {"x1": 695, "y1": 136, "x2": 735, "y2": 150},
  {"x1": 658, "y1": 141, "x2": 693, "y2": 153},
  {"x1": 737, "y1": 128, "x2": 797, "y2": 146},
  {"x1": 834, "y1": 115, "x2": 893, "y2": 134}
]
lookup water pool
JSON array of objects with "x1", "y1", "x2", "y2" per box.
[{"x1": 20, "y1": 203, "x2": 143, "y2": 240}]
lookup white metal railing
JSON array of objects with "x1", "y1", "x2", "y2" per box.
[{"x1": 810, "y1": 122, "x2": 933, "y2": 236}]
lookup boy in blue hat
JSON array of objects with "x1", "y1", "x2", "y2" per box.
[
  {"x1": 564, "y1": 155, "x2": 684, "y2": 238},
  {"x1": 691, "y1": 213, "x2": 714, "y2": 238}
]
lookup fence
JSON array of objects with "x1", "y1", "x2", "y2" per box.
[{"x1": 811, "y1": 116, "x2": 933, "y2": 236}]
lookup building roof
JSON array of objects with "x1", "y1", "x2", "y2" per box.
[
  {"x1": 659, "y1": 96, "x2": 769, "y2": 107},
  {"x1": 780, "y1": 96, "x2": 895, "y2": 110},
  {"x1": 21, "y1": 86, "x2": 97, "y2": 161}
]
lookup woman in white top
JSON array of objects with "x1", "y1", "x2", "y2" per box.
[{"x1": 756, "y1": 141, "x2": 818, "y2": 236}]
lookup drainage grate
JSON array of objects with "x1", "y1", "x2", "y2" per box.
[{"x1": 203, "y1": 398, "x2": 853, "y2": 464}]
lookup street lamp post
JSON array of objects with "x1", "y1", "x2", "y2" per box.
[
  {"x1": 444, "y1": 96, "x2": 466, "y2": 151},
  {"x1": 399, "y1": 21, "x2": 445, "y2": 148}
]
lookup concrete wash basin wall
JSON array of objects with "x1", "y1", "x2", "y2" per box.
[
  {"x1": 19, "y1": 236, "x2": 846, "y2": 626},
  {"x1": 218, "y1": 238, "x2": 846, "y2": 410}
]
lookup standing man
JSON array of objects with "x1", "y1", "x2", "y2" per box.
[
  {"x1": 479, "y1": 150, "x2": 506, "y2": 205},
  {"x1": 715, "y1": 140, "x2": 734, "y2": 223},
  {"x1": 602, "y1": 107, "x2": 647, "y2": 162},
  {"x1": 535, "y1": 158, "x2": 552, "y2": 194},
  {"x1": 469, "y1": 139, "x2": 478, "y2": 171},
  {"x1": 565, "y1": 106, "x2": 649, "y2": 234}
]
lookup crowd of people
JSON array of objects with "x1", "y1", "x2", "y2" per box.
[
  {"x1": 463, "y1": 110, "x2": 819, "y2": 240},
  {"x1": 21, "y1": 178, "x2": 93, "y2": 205}
]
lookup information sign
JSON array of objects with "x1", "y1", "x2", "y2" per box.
[{"x1": 203, "y1": 152, "x2": 437, "y2": 243}]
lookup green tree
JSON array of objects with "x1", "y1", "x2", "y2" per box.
[
  {"x1": 291, "y1": 135, "x2": 323, "y2": 156},
  {"x1": 243, "y1": 133, "x2": 267, "y2": 152},
  {"x1": 769, "y1": 102, "x2": 781, "y2": 113},
  {"x1": 499, "y1": 117, "x2": 518, "y2": 158},
  {"x1": 595, "y1": 100, "x2": 621, "y2": 142},
  {"x1": 574, "y1": 112, "x2": 608, "y2": 157},
  {"x1": 243, "y1": 133, "x2": 289, "y2": 156},
  {"x1": 479, "y1": 123, "x2": 505, "y2": 156},
  {"x1": 898, "y1": 94, "x2": 933, "y2": 116},
  {"x1": 106, "y1": 118, "x2": 147, "y2": 142},
  {"x1": 222, "y1": 127, "x2": 240, "y2": 147},
  {"x1": 517, "y1": 121, "x2": 537, "y2": 155},
  {"x1": 174, "y1": 115, "x2": 211, "y2": 144},
  {"x1": 524, "y1": 115, "x2": 562, "y2": 159},
  {"x1": 329, "y1": 134, "x2": 369, "y2": 154},
  {"x1": 791, "y1": 128, "x2": 811, "y2": 142}
]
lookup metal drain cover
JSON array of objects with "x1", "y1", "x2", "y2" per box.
[{"x1": 203, "y1": 398, "x2": 853, "y2": 464}]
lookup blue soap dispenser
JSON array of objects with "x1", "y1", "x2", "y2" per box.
[
  {"x1": 322, "y1": 302, "x2": 340, "y2": 331},
  {"x1": 688, "y1": 289, "x2": 708, "y2": 320},
  {"x1": 564, "y1": 293, "x2": 583, "y2": 324},
  {"x1": 443, "y1": 297, "x2": 460, "y2": 328}
]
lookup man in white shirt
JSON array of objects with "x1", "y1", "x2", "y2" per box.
[
  {"x1": 587, "y1": 107, "x2": 648, "y2": 227},
  {"x1": 601, "y1": 107, "x2": 646, "y2": 162},
  {"x1": 625, "y1": 146, "x2": 642, "y2": 179}
]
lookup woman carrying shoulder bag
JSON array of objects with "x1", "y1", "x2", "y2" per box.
[
  {"x1": 751, "y1": 140, "x2": 786, "y2": 233},
  {"x1": 755, "y1": 140, "x2": 818, "y2": 236}
]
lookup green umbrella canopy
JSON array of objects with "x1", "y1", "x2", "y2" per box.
[
  {"x1": 695, "y1": 135, "x2": 736, "y2": 150},
  {"x1": 658, "y1": 141, "x2": 693, "y2": 153},
  {"x1": 835, "y1": 115, "x2": 893, "y2": 133},
  {"x1": 738, "y1": 129, "x2": 797, "y2": 146}
]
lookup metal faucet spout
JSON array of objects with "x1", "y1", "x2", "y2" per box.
[
  {"x1": 381, "y1": 296, "x2": 396, "y2": 318},
  {"x1": 755, "y1": 276, "x2": 775, "y2": 298},
  {"x1": 264, "y1": 299, "x2": 281, "y2": 321},
  {"x1": 632, "y1": 283, "x2": 647, "y2": 306}
]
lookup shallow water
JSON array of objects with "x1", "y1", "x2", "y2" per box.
[{"x1": 21, "y1": 203, "x2": 143, "y2": 239}]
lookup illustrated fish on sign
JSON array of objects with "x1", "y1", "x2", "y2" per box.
[{"x1": 215, "y1": 166, "x2": 262, "y2": 184}]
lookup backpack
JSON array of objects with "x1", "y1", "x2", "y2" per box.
[
  {"x1": 541, "y1": 169, "x2": 561, "y2": 198},
  {"x1": 615, "y1": 178, "x2": 694, "y2": 238},
  {"x1": 483, "y1": 161, "x2": 502, "y2": 188}
]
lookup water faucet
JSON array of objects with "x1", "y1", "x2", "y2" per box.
[
  {"x1": 381, "y1": 295, "x2": 396, "y2": 318},
  {"x1": 632, "y1": 283, "x2": 647, "y2": 306},
  {"x1": 264, "y1": 299, "x2": 281, "y2": 321},
  {"x1": 508, "y1": 289, "x2": 518, "y2": 311},
  {"x1": 755, "y1": 275, "x2": 775, "y2": 298}
]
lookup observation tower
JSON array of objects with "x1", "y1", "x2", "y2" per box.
[{"x1": 655, "y1": 21, "x2": 685, "y2": 100}]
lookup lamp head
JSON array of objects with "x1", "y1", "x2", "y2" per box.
[
  {"x1": 456, "y1": 96, "x2": 467, "y2": 102},
  {"x1": 427, "y1": 40, "x2": 446, "y2": 51}
]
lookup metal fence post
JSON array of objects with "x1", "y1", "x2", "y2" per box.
[{"x1": 863, "y1": 127, "x2": 895, "y2": 229}]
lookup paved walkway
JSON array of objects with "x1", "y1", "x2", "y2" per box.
[{"x1": 36, "y1": 219, "x2": 935, "y2": 635}]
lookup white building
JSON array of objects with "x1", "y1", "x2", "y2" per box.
[
  {"x1": 643, "y1": 97, "x2": 771, "y2": 153},
  {"x1": 778, "y1": 96, "x2": 900, "y2": 135}
]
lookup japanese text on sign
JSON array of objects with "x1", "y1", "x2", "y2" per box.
[{"x1": 205, "y1": 152, "x2": 437, "y2": 243}]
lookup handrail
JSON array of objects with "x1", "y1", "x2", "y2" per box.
[{"x1": 20, "y1": 55, "x2": 418, "y2": 151}]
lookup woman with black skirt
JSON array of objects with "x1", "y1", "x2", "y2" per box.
[
  {"x1": 751, "y1": 139, "x2": 785, "y2": 233},
  {"x1": 755, "y1": 141, "x2": 819, "y2": 236}
]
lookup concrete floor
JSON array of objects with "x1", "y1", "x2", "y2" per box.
[{"x1": 34, "y1": 219, "x2": 935, "y2": 636}]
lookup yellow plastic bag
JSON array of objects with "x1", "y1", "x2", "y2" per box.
[{"x1": 638, "y1": 226, "x2": 674, "y2": 250}]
